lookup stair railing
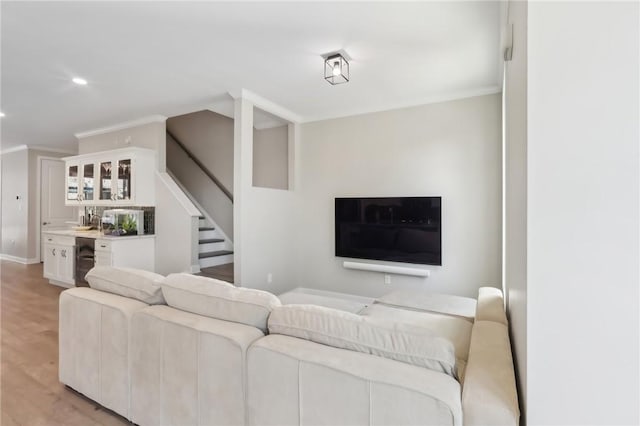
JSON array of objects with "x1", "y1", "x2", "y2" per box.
[{"x1": 166, "y1": 129, "x2": 234, "y2": 202}]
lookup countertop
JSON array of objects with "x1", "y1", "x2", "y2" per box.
[{"x1": 44, "y1": 229, "x2": 155, "y2": 240}]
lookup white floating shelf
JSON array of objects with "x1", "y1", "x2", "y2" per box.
[{"x1": 343, "y1": 261, "x2": 430, "y2": 277}]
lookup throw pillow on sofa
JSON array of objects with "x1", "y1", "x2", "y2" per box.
[
  {"x1": 162, "y1": 273, "x2": 281, "y2": 333},
  {"x1": 268, "y1": 304, "x2": 458, "y2": 378},
  {"x1": 85, "y1": 266, "x2": 165, "y2": 304}
]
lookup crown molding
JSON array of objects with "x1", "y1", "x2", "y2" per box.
[
  {"x1": 228, "y1": 88, "x2": 301, "y2": 124},
  {"x1": 1, "y1": 144, "x2": 78, "y2": 156},
  {"x1": 75, "y1": 115, "x2": 167, "y2": 140},
  {"x1": 29, "y1": 145, "x2": 78, "y2": 155},
  {"x1": 0, "y1": 144, "x2": 28, "y2": 155}
]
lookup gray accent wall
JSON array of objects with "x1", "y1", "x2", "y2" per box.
[
  {"x1": 167, "y1": 110, "x2": 234, "y2": 195},
  {"x1": 292, "y1": 93, "x2": 502, "y2": 298},
  {"x1": 78, "y1": 121, "x2": 166, "y2": 171},
  {"x1": 253, "y1": 125, "x2": 288, "y2": 190}
]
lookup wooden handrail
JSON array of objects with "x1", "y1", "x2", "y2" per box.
[{"x1": 166, "y1": 129, "x2": 234, "y2": 202}]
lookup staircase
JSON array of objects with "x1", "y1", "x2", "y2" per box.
[{"x1": 197, "y1": 216, "x2": 233, "y2": 268}]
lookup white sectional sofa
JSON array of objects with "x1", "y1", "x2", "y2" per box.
[{"x1": 58, "y1": 267, "x2": 519, "y2": 426}]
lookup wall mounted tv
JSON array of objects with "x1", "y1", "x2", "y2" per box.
[{"x1": 335, "y1": 197, "x2": 441, "y2": 266}]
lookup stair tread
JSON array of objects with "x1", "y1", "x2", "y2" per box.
[
  {"x1": 199, "y1": 227, "x2": 216, "y2": 231},
  {"x1": 198, "y1": 250, "x2": 233, "y2": 259},
  {"x1": 199, "y1": 238, "x2": 224, "y2": 244}
]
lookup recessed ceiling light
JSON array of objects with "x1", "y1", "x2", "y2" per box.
[{"x1": 72, "y1": 77, "x2": 88, "y2": 86}]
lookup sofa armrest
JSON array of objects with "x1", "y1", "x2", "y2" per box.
[
  {"x1": 476, "y1": 287, "x2": 508, "y2": 325},
  {"x1": 462, "y1": 321, "x2": 520, "y2": 426}
]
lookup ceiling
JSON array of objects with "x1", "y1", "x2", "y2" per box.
[{"x1": 1, "y1": 1, "x2": 504, "y2": 153}]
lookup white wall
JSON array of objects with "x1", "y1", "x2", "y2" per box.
[
  {"x1": 154, "y1": 172, "x2": 200, "y2": 275},
  {"x1": 503, "y1": 0, "x2": 528, "y2": 417},
  {"x1": 253, "y1": 125, "x2": 288, "y2": 190},
  {"x1": 526, "y1": 2, "x2": 639, "y2": 424},
  {"x1": 1, "y1": 147, "x2": 69, "y2": 262},
  {"x1": 294, "y1": 94, "x2": 502, "y2": 298},
  {"x1": 233, "y1": 97, "x2": 298, "y2": 293},
  {"x1": 1, "y1": 149, "x2": 29, "y2": 259}
]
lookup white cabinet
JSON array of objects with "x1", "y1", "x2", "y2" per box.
[
  {"x1": 95, "y1": 237, "x2": 155, "y2": 271},
  {"x1": 64, "y1": 147, "x2": 156, "y2": 206},
  {"x1": 43, "y1": 234, "x2": 76, "y2": 287}
]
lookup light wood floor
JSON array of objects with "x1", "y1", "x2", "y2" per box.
[{"x1": 1, "y1": 260, "x2": 129, "y2": 426}]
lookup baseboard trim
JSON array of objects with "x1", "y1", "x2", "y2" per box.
[{"x1": 0, "y1": 254, "x2": 40, "y2": 264}]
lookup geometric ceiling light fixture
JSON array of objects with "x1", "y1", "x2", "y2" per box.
[{"x1": 324, "y1": 53, "x2": 349, "y2": 85}]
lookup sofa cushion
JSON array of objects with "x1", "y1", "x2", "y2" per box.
[
  {"x1": 85, "y1": 266, "x2": 165, "y2": 304},
  {"x1": 162, "y1": 273, "x2": 281, "y2": 333},
  {"x1": 359, "y1": 303, "x2": 473, "y2": 382},
  {"x1": 375, "y1": 289, "x2": 477, "y2": 321},
  {"x1": 268, "y1": 304, "x2": 458, "y2": 378}
]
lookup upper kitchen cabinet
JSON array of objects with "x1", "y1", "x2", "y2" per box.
[{"x1": 64, "y1": 147, "x2": 156, "y2": 206}]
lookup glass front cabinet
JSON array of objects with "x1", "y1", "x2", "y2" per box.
[{"x1": 64, "y1": 147, "x2": 156, "y2": 206}]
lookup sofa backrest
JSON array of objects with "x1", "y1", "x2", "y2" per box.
[
  {"x1": 268, "y1": 304, "x2": 458, "y2": 378},
  {"x1": 85, "y1": 265, "x2": 165, "y2": 304},
  {"x1": 162, "y1": 273, "x2": 281, "y2": 333}
]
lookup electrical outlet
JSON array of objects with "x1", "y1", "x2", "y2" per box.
[
  {"x1": 384, "y1": 274, "x2": 391, "y2": 285},
  {"x1": 267, "y1": 273, "x2": 273, "y2": 284}
]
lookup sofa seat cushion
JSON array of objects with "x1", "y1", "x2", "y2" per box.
[
  {"x1": 375, "y1": 289, "x2": 477, "y2": 321},
  {"x1": 268, "y1": 304, "x2": 458, "y2": 378},
  {"x1": 359, "y1": 303, "x2": 473, "y2": 382},
  {"x1": 85, "y1": 266, "x2": 165, "y2": 304},
  {"x1": 162, "y1": 273, "x2": 281, "y2": 333},
  {"x1": 248, "y1": 334, "x2": 462, "y2": 426}
]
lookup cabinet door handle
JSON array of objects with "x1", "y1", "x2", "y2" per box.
[
  {"x1": 61, "y1": 249, "x2": 66, "y2": 258},
  {"x1": 100, "y1": 244, "x2": 107, "y2": 248},
  {"x1": 52, "y1": 248, "x2": 56, "y2": 256},
  {"x1": 43, "y1": 222, "x2": 50, "y2": 225}
]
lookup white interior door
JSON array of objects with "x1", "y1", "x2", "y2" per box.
[{"x1": 41, "y1": 158, "x2": 77, "y2": 261}]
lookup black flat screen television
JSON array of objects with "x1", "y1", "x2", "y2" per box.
[{"x1": 335, "y1": 197, "x2": 441, "y2": 265}]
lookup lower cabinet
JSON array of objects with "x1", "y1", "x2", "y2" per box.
[
  {"x1": 95, "y1": 237, "x2": 155, "y2": 271},
  {"x1": 44, "y1": 233, "x2": 156, "y2": 287},
  {"x1": 43, "y1": 235, "x2": 76, "y2": 287}
]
